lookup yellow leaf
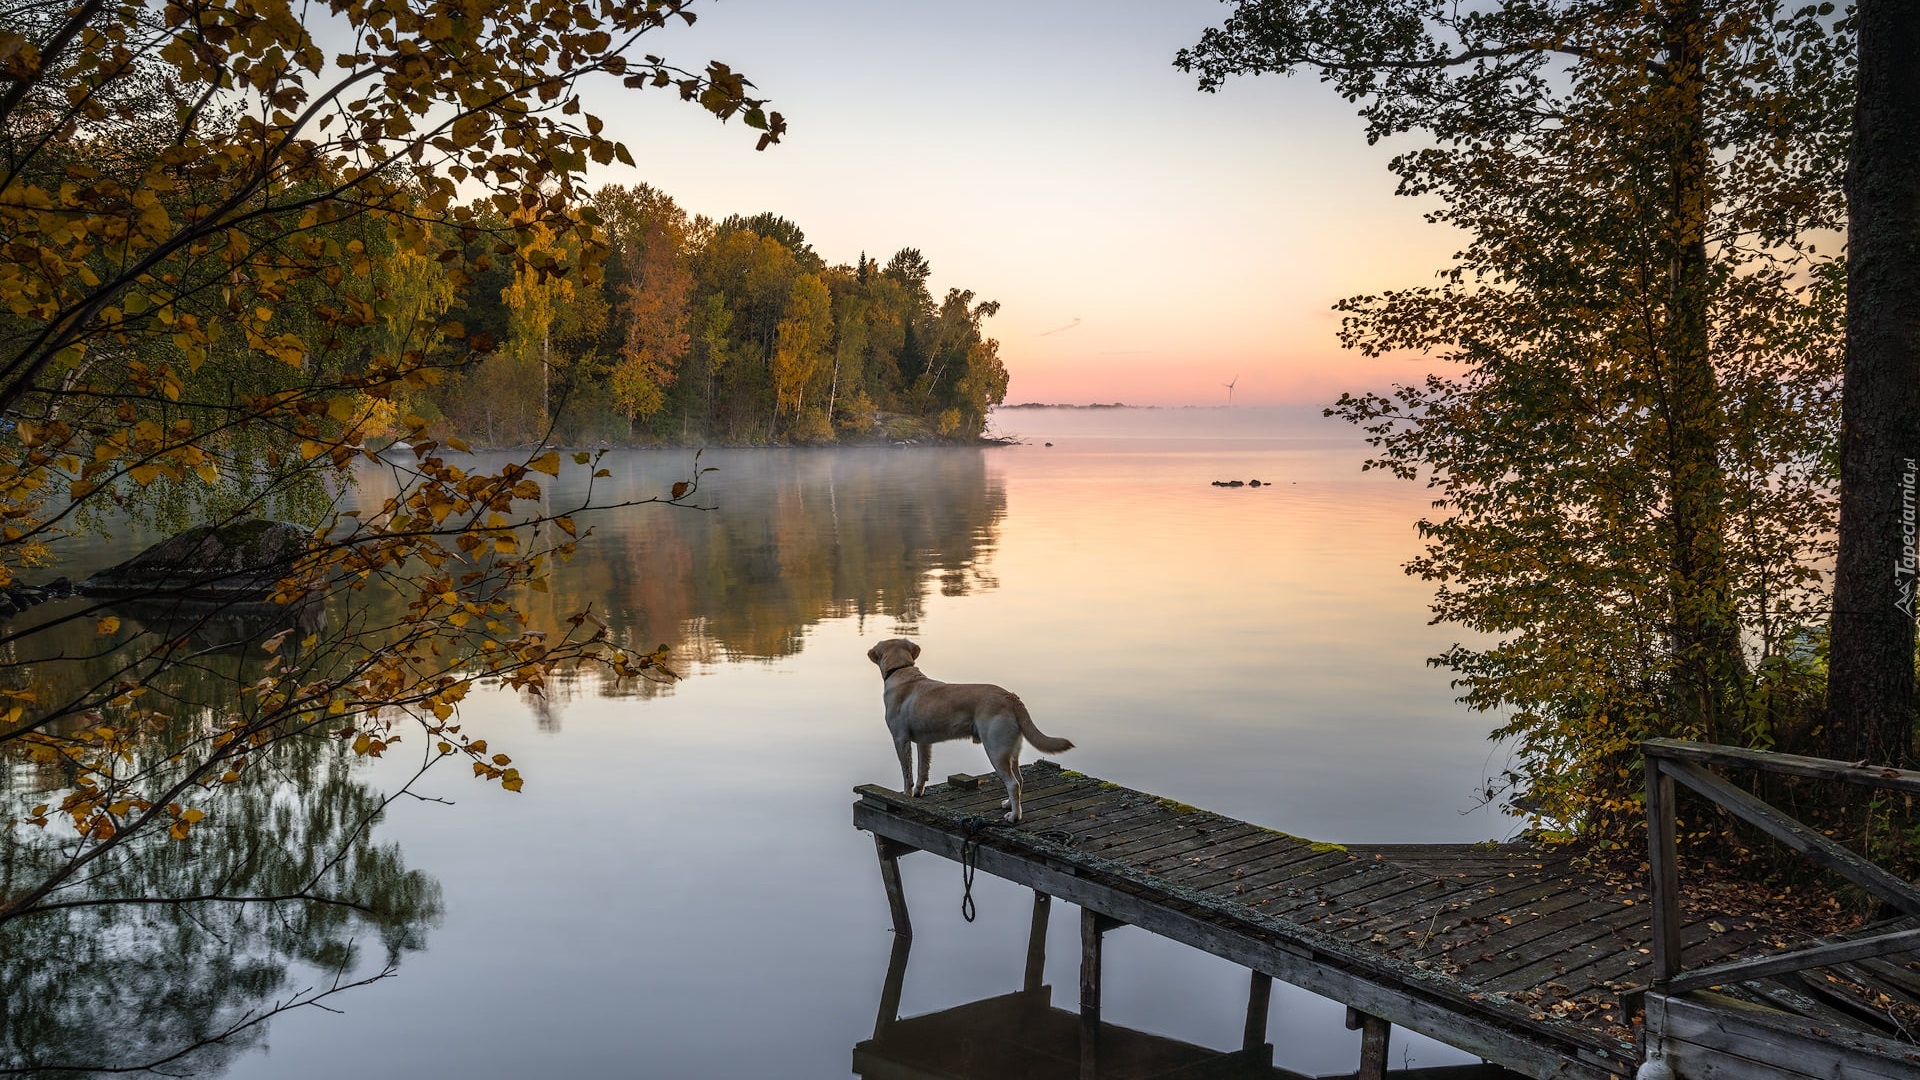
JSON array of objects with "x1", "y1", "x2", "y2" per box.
[
  {"x1": 195, "y1": 462, "x2": 219, "y2": 484},
  {"x1": 96, "y1": 616, "x2": 121, "y2": 635},
  {"x1": 530, "y1": 450, "x2": 560, "y2": 476},
  {"x1": 180, "y1": 808, "x2": 205, "y2": 823},
  {"x1": 352, "y1": 733, "x2": 371, "y2": 755}
]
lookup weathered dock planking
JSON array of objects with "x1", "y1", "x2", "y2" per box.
[{"x1": 853, "y1": 760, "x2": 1920, "y2": 1080}]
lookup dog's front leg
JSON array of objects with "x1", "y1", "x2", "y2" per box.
[
  {"x1": 914, "y1": 742, "x2": 932, "y2": 797},
  {"x1": 895, "y1": 737, "x2": 914, "y2": 796}
]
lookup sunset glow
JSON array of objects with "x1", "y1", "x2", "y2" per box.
[{"x1": 582, "y1": 0, "x2": 1462, "y2": 406}]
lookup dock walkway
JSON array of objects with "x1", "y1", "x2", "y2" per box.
[{"x1": 853, "y1": 760, "x2": 1920, "y2": 1080}]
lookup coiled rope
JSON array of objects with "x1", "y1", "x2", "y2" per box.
[
  {"x1": 957, "y1": 815, "x2": 996, "y2": 922},
  {"x1": 955, "y1": 816, "x2": 1078, "y2": 922}
]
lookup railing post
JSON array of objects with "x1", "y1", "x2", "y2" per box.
[{"x1": 1645, "y1": 754, "x2": 1682, "y2": 987}]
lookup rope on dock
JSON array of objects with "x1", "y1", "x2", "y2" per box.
[
  {"x1": 958, "y1": 815, "x2": 1078, "y2": 923},
  {"x1": 957, "y1": 816, "x2": 997, "y2": 922}
]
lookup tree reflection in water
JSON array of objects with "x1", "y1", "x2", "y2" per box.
[
  {"x1": 0, "y1": 446, "x2": 1006, "y2": 1070},
  {"x1": 489, "y1": 447, "x2": 1007, "y2": 712},
  {"x1": 1, "y1": 598, "x2": 441, "y2": 1077}
]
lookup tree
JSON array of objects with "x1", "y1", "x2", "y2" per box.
[
  {"x1": 1826, "y1": 0, "x2": 1920, "y2": 766},
  {"x1": 499, "y1": 214, "x2": 607, "y2": 441},
  {"x1": 1181, "y1": 1, "x2": 1850, "y2": 834},
  {"x1": 770, "y1": 273, "x2": 833, "y2": 437},
  {"x1": 599, "y1": 184, "x2": 694, "y2": 428},
  {"x1": 717, "y1": 211, "x2": 822, "y2": 270},
  {"x1": 0, "y1": 0, "x2": 776, "y2": 1058}
]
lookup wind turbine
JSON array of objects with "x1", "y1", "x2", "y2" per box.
[{"x1": 1223, "y1": 374, "x2": 1238, "y2": 407}]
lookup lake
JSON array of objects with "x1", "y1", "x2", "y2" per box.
[{"x1": 4, "y1": 405, "x2": 1518, "y2": 1078}]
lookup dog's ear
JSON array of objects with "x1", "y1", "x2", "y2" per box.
[
  {"x1": 866, "y1": 643, "x2": 883, "y2": 665},
  {"x1": 908, "y1": 640, "x2": 921, "y2": 660}
]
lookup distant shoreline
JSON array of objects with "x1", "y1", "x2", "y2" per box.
[{"x1": 997, "y1": 402, "x2": 1143, "y2": 410}]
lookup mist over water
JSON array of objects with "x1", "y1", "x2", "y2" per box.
[{"x1": 13, "y1": 406, "x2": 1519, "y2": 1078}]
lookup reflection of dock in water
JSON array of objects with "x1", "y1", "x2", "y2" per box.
[{"x1": 855, "y1": 934, "x2": 1524, "y2": 1080}]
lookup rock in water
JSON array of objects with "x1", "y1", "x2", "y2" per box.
[{"x1": 79, "y1": 519, "x2": 312, "y2": 601}]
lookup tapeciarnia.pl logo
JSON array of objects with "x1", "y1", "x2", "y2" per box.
[{"x1": 1898, "y1": 457, "x2": 1917, "y2": 618}]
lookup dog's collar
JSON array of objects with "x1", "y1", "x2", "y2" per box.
[{"x1": 881, "y1": 661, "x2": 916, "y2": 681}]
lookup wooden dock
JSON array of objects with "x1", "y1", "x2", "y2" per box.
[{"x1": 853, "y1": 759, "x2": 1920, "y2": 1080}]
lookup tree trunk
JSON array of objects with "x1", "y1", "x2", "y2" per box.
[
  {"x1": 540, "y1": 326, "x2": 551, "y2": 434},
  {"x1": 1828, "y1": 0, "x2": 1920, "y2": 766},
  {"x1": 1660, "y1": 0, "x2": 1745, "y2": 744},
  {"x1": 827, "y1": 350, "x2": 840, "y2": 427}
]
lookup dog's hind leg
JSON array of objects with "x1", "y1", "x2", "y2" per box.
[
  {"x1": 985, "y1": 736, "x2": 1023, "y2": 823},
  {"x1": 914, "y1": 741, "x2": 932, "y2": 797},
  {"x1": 895, "y1": 736, "x2": 914, "y2": 796},
  {"x1": 999, "y1": 761, "x2": 1023, "y2": 823}
]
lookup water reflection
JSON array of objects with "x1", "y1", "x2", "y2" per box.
[
  {"x1": 859, "y1": 899, "x2": 1527, "y2": 1080},
  {"x1": 858, "y1": 930, "x2": 1299, "y2": 1080},
  {"x1": 101, "y1": 593, "x2": 327, "y2": 652},
  {"x1": 1, "y1": 739, "x2": 440, "y2": 1076},
  {"x1": 402, "y1": 448, "x2": 1007, "y2": 704},
  {"x1": 1, "y1": 597, "x2": 440, "y2": 1077}
]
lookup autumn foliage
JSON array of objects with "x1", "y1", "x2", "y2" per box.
[
  {"x1": 0, "y1": 0, "x2": 774, "y2": 951},
  {"x1": 1185, "y1": 0, "x2": 1853, "y2": 842}
]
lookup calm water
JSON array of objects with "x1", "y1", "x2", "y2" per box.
[{"x1": 8, "y1": 406, "x2": 1519, "y2": 1078}]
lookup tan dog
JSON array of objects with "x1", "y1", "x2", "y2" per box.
[{"x1": 867, "y1": 637, "x2": 1074, "y2": 822}]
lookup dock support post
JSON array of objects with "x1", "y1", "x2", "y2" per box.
[
  {"x1": 874, "y1": 835, "x2": 916, "y2": 939},
  {"x1": 1242, "y1": 970, "x2": 1272, "y2": 1052},
  {"x1": 1645, "y1": 757, "x2": 1682, "y2": 988},
  {"x1": 1346, "y1": 1007, "x2": 1391, "y2": 1080},
  {"x1": 1080, "y1": 908, "x2": 1120, "y2": 1080},
  {"x1": 872, "y1": 933, "x2": 912, "y2": 1041},
  {"x1": 1024, "y1": 891, "x2": 1052, "y2": 993}
]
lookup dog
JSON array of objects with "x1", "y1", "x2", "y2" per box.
[{"x1": 867, "y1": 637, "x2": 1074, "y2": 823}]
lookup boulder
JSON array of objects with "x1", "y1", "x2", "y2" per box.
[{"x1": 79, "y1": 519, "x2": 312, "y2": 601}]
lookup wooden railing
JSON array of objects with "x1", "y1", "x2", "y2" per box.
[{"x1": 1643, "y1": 738, "x2": 1920, "y2": 995}]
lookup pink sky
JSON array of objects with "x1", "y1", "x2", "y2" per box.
[{"x1": 580, "y1": 1, "x2": 1462, "y2": 407}]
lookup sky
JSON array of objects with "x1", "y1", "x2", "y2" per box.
[{"x1": 579, "y1": 0, "x2": 1462, "y2": 407}]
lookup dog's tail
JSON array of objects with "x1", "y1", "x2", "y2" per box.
[{"x1": 1010, "y1": 693, "x2": 1074, "y2": 754}]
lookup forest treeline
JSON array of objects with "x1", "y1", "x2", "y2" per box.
[{"x1": 393, "y1": 187, "x2": 1009, "y2": 448}]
